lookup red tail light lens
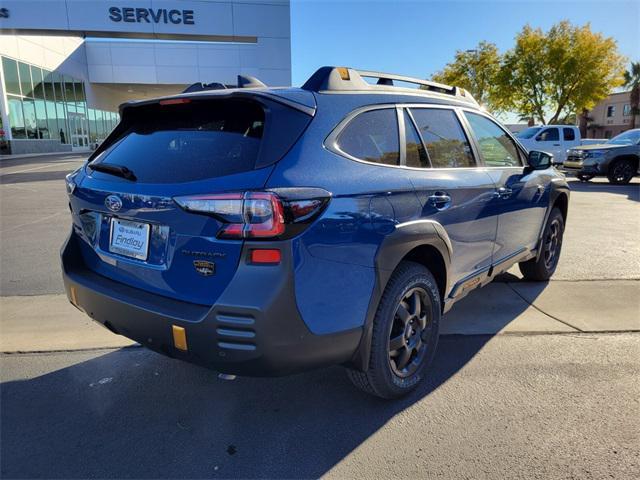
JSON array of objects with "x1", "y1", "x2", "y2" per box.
[{"x1": 174, "y1": 189, "x2": 330, "y2": 240}]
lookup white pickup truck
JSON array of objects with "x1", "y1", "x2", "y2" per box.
[{"x1": 515, "y1": 125, "x2": 605, "y2": 164}]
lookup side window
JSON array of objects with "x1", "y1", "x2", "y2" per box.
[
  {"x1": 536, "y1": 128, "x2": 559, "y2": 142},
  {"x1": 410, "y1": 108, "x2": 475, "y2": 168},
  {"x1": 464, "y1": 112, "x2": 523, "y2": 167},
  {"x1": 563, "y1": 128, "x2": 576, "y2": 141},
  {"x1": 403, "y1": 110, "x2": 429, "y2": 168},
  {"x1": 336, "y1": 109, "x2": 399, "y2": 166}
]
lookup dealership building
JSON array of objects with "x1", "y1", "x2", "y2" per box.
[{"x1": 0, "y1": 0, "x2": 291, "y2": 155}]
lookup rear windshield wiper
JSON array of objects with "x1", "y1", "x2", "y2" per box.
[{"x1": 88, "y1": 162, "x2": 137, "y2": 181}]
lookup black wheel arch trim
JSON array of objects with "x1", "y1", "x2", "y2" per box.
[
  {"x1": 535, "y1": 182, "x2": 569, "y2": 262},
  {"x1": 348, "y1": 219, "x2": 452, "y2": 371}
]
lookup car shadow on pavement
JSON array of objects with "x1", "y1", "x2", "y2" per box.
[{"x1": 1, "y1": 334, "x2": 499, "y2": 479}]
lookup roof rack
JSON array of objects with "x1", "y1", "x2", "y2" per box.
[
  {"x1": 301, "y1": 66, "x2": 477, "y2": 104},
  {"x1": 182, "y1": 75, "x2": 267, "y2": 93}
]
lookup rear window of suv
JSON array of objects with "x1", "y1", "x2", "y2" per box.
[
  {"x1": 336, "y1": 108, "x2": 400, "y2": 166},
  {"x1": 90, "y1": 99, "x2": 265, "y2": 183}
]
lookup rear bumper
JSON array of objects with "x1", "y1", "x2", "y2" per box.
[{"x1": 61, "y1": 231, "x2": 362, "y2": 376}]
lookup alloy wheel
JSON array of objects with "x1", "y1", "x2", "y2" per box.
[
  {"x1": 611, "y1": 162, "x2": 634, "y2": 183},
  {"x1": 388, "y1": 287, "x2": 433, "y2": 378},
  {"x1": 543, "y1": 218, "x2": 562, "y2": 270}
]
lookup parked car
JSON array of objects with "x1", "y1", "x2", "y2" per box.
[
  {"x1": 516, "y1": 125, "x2": 605, "y2": 164},
  {"x1": 62, "y1": 67, "x2": 569, "y2": 398},
  {"x1": 564, "y1": 129, "x2": 640, "y2": 184}
]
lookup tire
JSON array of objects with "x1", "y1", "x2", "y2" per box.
[
  {"x1": 607, "y1": 159, "x2": 635, "y2": 185},
  {"x1": 577, "y1": 174, "x2": 594, "y2": 182},
  {"x1": 346, "y1": 261, "x2": 441, "y2": 399},
  {"x1": 518, "y1": 208, "x2": 564, "y2": 281}
]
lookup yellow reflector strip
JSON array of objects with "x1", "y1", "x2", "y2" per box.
[
  {"x1": 172, "y1": 325, "x2": 188, "y2": 351},
  {"x1": 337, "y1": 67, "x2": 350, "y2": 80},
  {"x1": 70, "y1": 286, "x2": 78, "y2": 306}
]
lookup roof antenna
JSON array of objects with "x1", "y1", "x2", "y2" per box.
[{"x1": 238, "y1": 75, "x2": 267, "y2": 88}]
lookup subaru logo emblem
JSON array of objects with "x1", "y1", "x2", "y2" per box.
[{"x1": 105, "y1": 195, "x2": 123, "y2": 212}]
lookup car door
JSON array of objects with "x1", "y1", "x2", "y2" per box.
[
  {"x1": 532, "y1": 126, "x2": 563, "y2": 159},
  {"x1": 402, "y1": 107, "x2": 498, "y2": 298},
  {"x1": 462, "y1": 111, "x2": 548, "y2": 271}
]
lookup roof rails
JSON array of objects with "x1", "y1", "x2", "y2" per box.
[
  {"x1": 301, "y1": 66, "x2": 477, "y2": 104},
  {"x1": 182, "y1": 75, "x2": 267, "y2": 93}
]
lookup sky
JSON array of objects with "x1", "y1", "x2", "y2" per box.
[{"x1": 290, "y1": 0, "x2": 640, "y2": 90}]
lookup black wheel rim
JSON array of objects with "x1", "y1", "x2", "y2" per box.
[
  {"x1": 543, "y1": 218, "x2": 562, "y2": 270},
  {"x1": 612, "y1": 162, "x2": 633, "y2": 183},
  {"x1": 388, "y1": 287, "x2": 433, "y2": 378}
]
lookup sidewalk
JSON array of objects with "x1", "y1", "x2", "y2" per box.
[{"x1": 1, "y1": 280, "x2": 639, "y2": 352}]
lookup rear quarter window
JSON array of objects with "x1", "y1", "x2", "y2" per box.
[{"x1": 336, "y1": 108, "x2": 400, "y2": 166}]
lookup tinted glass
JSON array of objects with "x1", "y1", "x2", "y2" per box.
[
  {"x1": 8, "y1": 98, "x2": 26, "y2": 138},
  {"x1": 465, "y1": 112, "x2": 522, "y2": 167},
  {"x1": 410, "y1": 108, "x2": 475, "y2": 168},
  {"x1": 92, "y1": 100, "x2": 265, "y2": 183},
  {"x1": 22, "y1": 99, "x2": 37, "y2": 139},
  {"x1": 537, "y1": 128, "x2": 559, "y2": 142},
  {"x1": 18, "y1": 62, "x2": 33, "y2": 97},
  {"x1": 404, "y1": 110, "x2": 429, "y2": 168},
  {"x1": 563, "y1": 128, "x2": 575, "y2": 141},
  {"x1": 31, "y1": 66, "x2": 45, "y2": 99},
  {"x1": 2, "y1": 57, "x2": 21, "y2": 95},
  {"x1": 337, "y1": 109, "x2": 400, "y2": 166}
]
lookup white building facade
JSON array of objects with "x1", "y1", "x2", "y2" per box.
[{"x1": 0, "y1": 0, "x2": 291, "y2": 154}]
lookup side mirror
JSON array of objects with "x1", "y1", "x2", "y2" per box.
[{"x1": 525, "y1": 150, "x2": 553, "y2": 173}]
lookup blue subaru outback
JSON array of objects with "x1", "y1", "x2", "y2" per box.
[{"x1": 62, "y1": 67, "x2": 569, "y2": 398}]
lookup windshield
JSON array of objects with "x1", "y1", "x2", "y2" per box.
[
  {"x1": 608, "y1": 129, "x2": 640, "y2": 145},
  {"x1": 516, "y1": 127, "x2": 542, "y2": 139}
]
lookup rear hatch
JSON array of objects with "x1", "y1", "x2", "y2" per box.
[{"x1": 68, "y1": 92, "x2": 314, "y2": 305}]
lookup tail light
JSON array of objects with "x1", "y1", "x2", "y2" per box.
[{"x1": 174, "y1": 189, "x2": 330, "y2": 240}]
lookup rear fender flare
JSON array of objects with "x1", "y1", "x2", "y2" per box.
[{"x1": 349, "y1": 219, "x2": 452, "y2": 371}]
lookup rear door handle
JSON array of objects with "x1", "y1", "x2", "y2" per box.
[{"x1": 428, "y1": 192, "x2": 452, "y2": 210}]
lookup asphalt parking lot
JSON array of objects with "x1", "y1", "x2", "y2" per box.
[{"x1": 1, "y1": 154, "x2": 639, "y2": 479}]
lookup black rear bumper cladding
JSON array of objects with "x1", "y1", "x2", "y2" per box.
[{"x1": 61, "y1": 232, "x2": 362, "y2": 376}]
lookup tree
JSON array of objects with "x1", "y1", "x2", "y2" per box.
[
  {"x1": 431, "y1": 41, "x2": 501, "y2": 110},
  {"x1": 497, "y1": 21, "x2": 626, "y2": 124},
  {"x1": 623, "y1": 62, "x2": 640, "y2": 129}
]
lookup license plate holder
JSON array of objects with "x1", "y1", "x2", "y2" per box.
[{"x1": 109, "y1": 218, "x2": 151, "y2": 261}]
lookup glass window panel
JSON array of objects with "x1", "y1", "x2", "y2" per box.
[
  {"x1": 43, "y1": 70, "x2": 55, "y2": 101},
  {"x1": 47, "y1": 101, "x2": 59, "y2": 139},
  {"x1": 8, "y1": 97, "x2": 26, "y2": 139},
  {"x1": 2, "y1": 57, "x2": 21, "y2": 95},
  {"x1": 32, "y1": 66, "x2": 45, "y2": 99},
  {"x1": 337, "y1": 109, "x2": 400, "y2": 166},
  {"x1": 53, "y1": 72, "x2": 65, "y2": 102},
  {"x1": 410, "y1": 108, "x2": 476, "y2": 168},
  {"x1": 464, "y1": 112, "x2": 523, "y2": 167},
  {"x1": 22, "y1": 98, "x2": 37, "y2": 138},
  {"x1": 64, "y1": 75, "x2": 76, "y2": 104},
  {"x1": 88, "y1": 109, "x2": 97, "y2": 143},
  {"x1": 96, "y1": 110, "x2": 104, "y2": 138},
  {"x1": 404, "y1": 110, "x2": 429, "y2": 168},
  {"x1": 56, "y1": 102, "x2": 69, "y2": 144},
  {"x1": 18, "y1": 62, "x2": 34, "y2": 97},
  {"x1": 34, "y1": 99, "x2": 49, "y2": 138}
]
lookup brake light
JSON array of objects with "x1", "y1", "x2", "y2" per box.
[
  {"x1": 159, "y1": 98, "x2": 191, "y2": 105},
  {"x1": 174, "y1": 189, "x2": 330, "y2": 240}
]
